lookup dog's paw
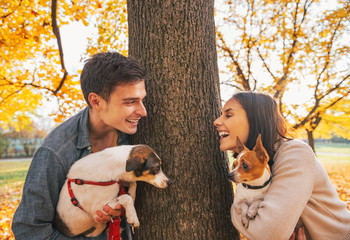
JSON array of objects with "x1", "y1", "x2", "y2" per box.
[
  {"x1": 127, "y1": 214, "x2": 140, "y2": 228},
  {"x1": 233, "y1": 204, "x2": 242, "y2": 215},
  {"x1": 247, "y1": 208, "x2": 258, "y2": 220},
  {"x1": 241, "y1": 215, "x2": 250, "y2": 229}
]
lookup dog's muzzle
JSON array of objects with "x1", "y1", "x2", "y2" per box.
[
  {"x1": 228, "y1": 171, "x2": 235, "y2": 182},
  {"x1": 167, "y1": 178, "x2": 172, "y2": 186}
]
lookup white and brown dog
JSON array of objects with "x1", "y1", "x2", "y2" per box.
[
  {"x1": 228, "y1": 134, "x2": 271, "y2": 228},
  {"x1": 54, "y1": 144, "x2": 171, "y2": 237}
]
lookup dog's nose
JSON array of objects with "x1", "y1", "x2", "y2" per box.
[{"x1": 228, "y1": 172, "x2": 234, "y2": 182}]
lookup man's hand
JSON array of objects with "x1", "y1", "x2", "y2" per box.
[{"x1": 95, "y1": 204, "x2": 123, "y2": 223}]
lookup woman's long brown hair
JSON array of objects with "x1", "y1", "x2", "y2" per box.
[{"x1": 232, "y1": 91, "x2": 291, "y2": 166}]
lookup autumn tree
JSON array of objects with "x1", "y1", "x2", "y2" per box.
[
  {"x1": 311, "y1": 100, "x2": 350, "y2": 140},
  {"x1": 0, "y1": 0, "x2": 128, "y2": 129},
  {"x1": 216, "y1": 0, "x2": 350, "y2": 149},
  {"x1": 128, "y1": 0, "x2": 238, "y2": 239}
]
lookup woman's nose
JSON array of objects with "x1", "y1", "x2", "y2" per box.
[{"x1": 213, "y1": 117, "x2": 221, "y2": 127}]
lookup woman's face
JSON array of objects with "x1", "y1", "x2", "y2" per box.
[{"x1": 213, "y1": 98, "x2": 250, "y2": 151}]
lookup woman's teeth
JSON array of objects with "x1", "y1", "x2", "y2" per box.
[{"x1": 219, "y1": 132, "x2": 230, "y2": 138}]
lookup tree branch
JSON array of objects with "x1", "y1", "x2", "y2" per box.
[
  {"x1": 51, "y1": 0, "x2": 68, "y2": 95},
  {"x1": 1, "y1": 0, "x2": 23, "y2": 19},
  {"x1": 274, "y1": 0, "x2": 312, "y2": 99},
  {"x1": 217, "y1": 30, "x2": 250, "y2": 90}
]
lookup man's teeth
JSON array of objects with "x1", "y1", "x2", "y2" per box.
[
  {"x1": 127, "y1": 119, "x2": 139, "y2": 123},
  {"x1": 219, "y1": 132, "x2": 230, "y2": 137}
]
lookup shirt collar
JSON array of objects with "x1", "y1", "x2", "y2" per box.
[{"x1": 76, "y1": 107, "x2": 91, "y2": 150}]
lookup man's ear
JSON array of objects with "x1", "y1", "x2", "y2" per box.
[
  {"x1": 233, "y1": 136, "x2": 247, "y2": 154},
  {"x1": 88, "y1": 92, "x2": 103, "y2": 110}
]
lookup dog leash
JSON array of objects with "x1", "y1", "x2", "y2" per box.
[{"x1": 108, "y1": 181, "x2": 127, "y2": 240}]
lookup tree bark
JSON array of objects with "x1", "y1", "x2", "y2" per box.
[
  {"x1": 127, "y1": 0, "x2": 239, "y2": 239},
  {"x1": 307, "y1": 130, "x2": 315, "y2": 152}
]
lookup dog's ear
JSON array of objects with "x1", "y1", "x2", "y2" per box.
[
  {"x1": 145, "y1": 152, "x2": 161, "y2": 169},
  {"x1": 233, "y1": 136, "x2": 246, "y2": 154},
  {"x1": 126, "y1": 157, "x2": 145, "y2": 172},
  {"x1": 253, "y1": 134, "x2": 269, "y2": 163}
]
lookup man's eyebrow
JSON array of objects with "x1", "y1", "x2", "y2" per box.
[{"x1": 122, "y1": 97, "x2": 139, "y2": 101}]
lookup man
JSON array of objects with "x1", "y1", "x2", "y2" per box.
[{"x1": 12, "y1": 52, "x2": 147, "y2": 239}]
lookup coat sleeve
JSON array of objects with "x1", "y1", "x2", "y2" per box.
[
  {"x1": 12, "y1": 147, "x2": 107, "y2": 240},
  {"x1": 231, "y1": 140, "x2": 316, "y2": 240}
]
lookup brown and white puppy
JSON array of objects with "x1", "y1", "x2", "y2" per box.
[
  {"x1": 54, "y1": 144, "x2": 171, "y2": 237},
  {"x1": 228, "y1": 134, "x2": 271, "y2": 228}
]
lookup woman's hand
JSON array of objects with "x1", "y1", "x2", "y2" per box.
[
  {"x1": 289, "y1": 227, "x2": 306, "y2": 240},
  {"x1": 95, "y1": 204, "x2": 123, "y2": 223}
]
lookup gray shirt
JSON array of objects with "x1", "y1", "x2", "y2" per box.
[{"x1": 12, "y1": 107, "x2": 129, "y2": 239}]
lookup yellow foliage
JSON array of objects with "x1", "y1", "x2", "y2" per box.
[{"x1": 0, "y1": 0, "x2": 128, "y2": 127}]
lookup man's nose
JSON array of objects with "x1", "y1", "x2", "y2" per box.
[{"x1": 136, "y1": 102, "x2": 147, "y2": 117}]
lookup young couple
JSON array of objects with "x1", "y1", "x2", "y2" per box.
[{"x1": 12, "y1": 52, "x2": 350, "y2": 239}]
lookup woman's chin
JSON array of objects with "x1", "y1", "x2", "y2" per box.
[{"x1": 219, "y1": 144, "x2": 230, "y2": 151}]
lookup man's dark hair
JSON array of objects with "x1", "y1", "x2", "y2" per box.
[{"x1": 80, "y1": 52, "x2": 146, "y2": 106}]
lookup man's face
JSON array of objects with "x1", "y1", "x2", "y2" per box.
[{"x1": 98, "y1": 80, "x2": 147, "y2": 134}]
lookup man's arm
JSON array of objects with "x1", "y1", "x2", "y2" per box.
[{"x1": 12, "y1": 148, "x2": 107, "y2": 240}]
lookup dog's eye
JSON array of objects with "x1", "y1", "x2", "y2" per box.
[
  {"x1": 242, "y1": 162, "x2": 248, "y2": 170},
  {"x1": 150, "y1": 165, "x2": 161, "y2": 175}
]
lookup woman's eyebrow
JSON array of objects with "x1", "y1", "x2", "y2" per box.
[{"x1": 224, "y1": 108, "x2": 233, "y2": 113}]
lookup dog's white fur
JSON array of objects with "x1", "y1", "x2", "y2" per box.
[
  {"x1": 54, "y1": 144, "x2": 170, "y2": 237},
  {"x1": 229, "y1": 135, "x2": 271, "y2": 228}
]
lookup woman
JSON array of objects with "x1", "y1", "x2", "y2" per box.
[{"x1": 214, "y1": 91, "x2": 350, "y2": 240}]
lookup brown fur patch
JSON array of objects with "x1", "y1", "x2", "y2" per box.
[
  {"x1": 126, "y1": 145, "x2": 162, "y2": 177},
  {"x1": 236, "y1": 151, "x2": 268, "y2": 181}
]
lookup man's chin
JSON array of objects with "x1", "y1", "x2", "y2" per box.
[{"x1": 124, "y1": 127, "x2": 138, "y2": 135}]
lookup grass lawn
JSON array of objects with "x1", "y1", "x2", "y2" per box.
[
  {"x1": 315, "y1": 143, "x2": 350, "y2": 163},
  {"x1": 315, "y1": 143, "x2": 350, "y2": 155},
  {"x1": 0, "y1": 160, "x2": 31, "y2": 239},
  {"x1": 0, "y1": 161, "x2": 31, "y2": 188}
]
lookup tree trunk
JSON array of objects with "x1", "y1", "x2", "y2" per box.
[
  {"x1": 307, "y1": 130, "x2": 315, "y2": 152},
  {"x1": 127, "y1": 0, "x2": 239, "y2": 239}
]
